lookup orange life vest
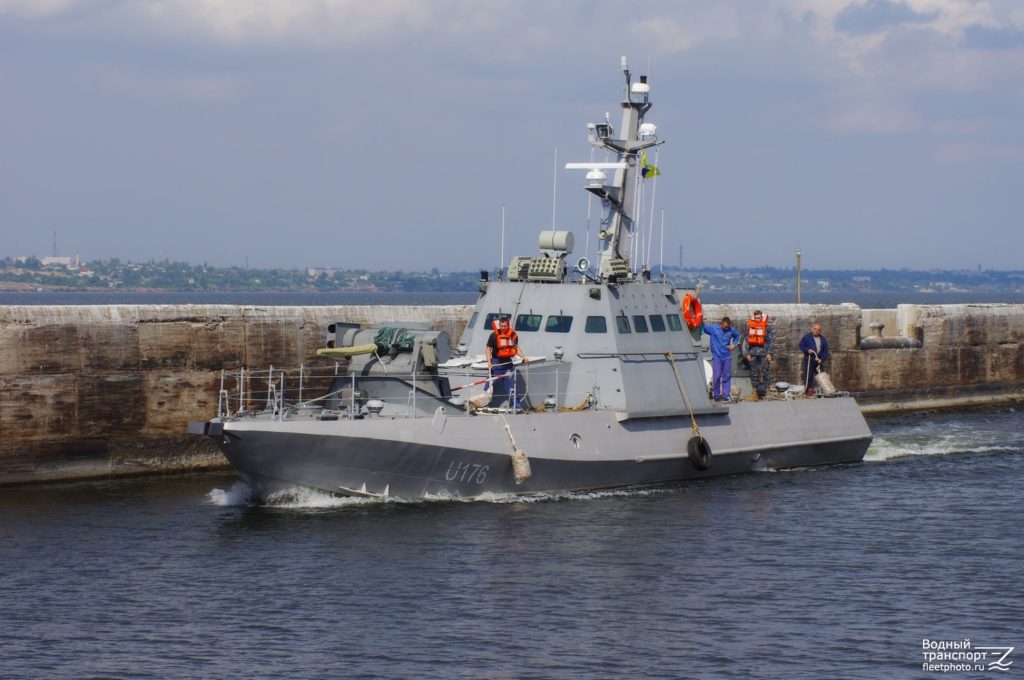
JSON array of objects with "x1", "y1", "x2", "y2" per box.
[
  {"x1": 747, "y1": 316, "x2": 768, "y2": 347},
  {"x1": 494, "y1": 326, "x2": 519, "y2": 359}
]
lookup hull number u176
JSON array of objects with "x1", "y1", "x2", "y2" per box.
[{"x1": 444, "y1": 461, "x2": 489, "y2": 484}]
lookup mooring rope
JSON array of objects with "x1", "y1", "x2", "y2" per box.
[{"x1": 665, "y1": 351, "x2": 701, "y2": 437}]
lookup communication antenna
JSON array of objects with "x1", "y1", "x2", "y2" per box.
[
  {"x1": 585, "y1": 148, "x2": 594, "y2": 273},
  {"x1": 644, "y1": 147, "x2": 660, "y2": 268},
  {"x1": 551, "y1": 146, "x2": 558, "y2": 229},
  {"x1": 659, "y1": 210, "x2": 665, "y2": 276},
  {"x1": 52, "y1": 226, "x2": 57, "y2": 257},
  {"x1": 500, "y1": 205, "x2": 506, "y2": 277}
]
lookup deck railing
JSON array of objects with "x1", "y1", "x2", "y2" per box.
[{"x1": 214, "y1": 363, "x2": 597, "y2": 421}]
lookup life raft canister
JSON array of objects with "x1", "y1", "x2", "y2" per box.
[{"x1": 682, "y1": 293, "x2": 703, "y2": 330}]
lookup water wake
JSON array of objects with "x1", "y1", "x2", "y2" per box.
[
  {"x1": 207, "y1": 481, "x2": 388, "y2": 508},
  {"x1": 465, "y1": 486, "x2": 672, "y2": 504},
  {"x1": 207, "y1": 480, "x2": 672, "y2": 509},
  {"x1": 866, "y1": 434, "x2": 1020, "y2": 462},
  {"x1": 207, "y1": 481, "x2": 257, "y2": 507},
  {"x1": 265, "y1": 486, "x2": 384, "y2": 509}
]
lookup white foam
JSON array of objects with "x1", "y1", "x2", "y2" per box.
[
  {"x1": 207, "y1": 480, "x2": 257, "y2": 506},
  {"x1": 461, "y1": 486, "x2": 672, "y2": 504},
  {"x1": 211, "y1": 484, "x2": 674, "y2": 508},
  {"x1": 866, "y1": 433, "x2": 1020, "y2": 462},
  {"x1": 264, "y1": 486, "x2": 386, "y2": 509}
]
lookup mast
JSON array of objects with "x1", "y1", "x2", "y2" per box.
[{"x1": 566, "y1": 57, "x2": 662, "y2": 282}]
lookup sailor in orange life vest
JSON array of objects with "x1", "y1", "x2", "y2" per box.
[
  {"x1": 485, "y1": 317, "x2": 528, "y2": 410},
  {"x1": 744, "y1": 309, "x2": 774, "y2": 399}
]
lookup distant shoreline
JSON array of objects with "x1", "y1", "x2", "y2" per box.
[{"x1": 1, "y1": 288, "x2": 1021, "y2": 309}]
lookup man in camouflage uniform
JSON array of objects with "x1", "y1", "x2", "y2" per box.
[{"x1": 743, "y1": 310, "x2": 774, "y2": 399}]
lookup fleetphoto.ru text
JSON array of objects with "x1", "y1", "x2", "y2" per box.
[{"x1": 921, "y1": 639, "x2": 1014, "y2": 673}]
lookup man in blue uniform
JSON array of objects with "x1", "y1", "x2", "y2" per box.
[
  {"x1": 702, "y1": 316, "x2": 740, "y2": 402},
  {"x1": 799, "y1": 323, "x2": 830, "y2": 395}
]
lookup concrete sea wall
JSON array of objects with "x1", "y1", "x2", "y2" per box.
[
  {"x1": 1, "y1": 302, "x2": 1021, "y2": 484},
  {"x1": 703, "y1": 303, "x2": 1024, "y2": 407},
  {"x1": 0, "y1": 305, "x2": 471, "y2": 484}
]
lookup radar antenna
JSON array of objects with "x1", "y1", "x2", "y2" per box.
[{"x1": 563, "y1": 57, "x2": 663, "y2": 282}]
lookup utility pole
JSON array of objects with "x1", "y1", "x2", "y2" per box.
[{"x1": 796, "y1": 248, "x2": 802, "y2": 304}]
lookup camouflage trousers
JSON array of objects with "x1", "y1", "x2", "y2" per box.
[{"x1": 749, "y1": 354, "x2": 771, "y2": 396}]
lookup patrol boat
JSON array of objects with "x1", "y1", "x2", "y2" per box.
[{"x1": 189, "y1": 59, "x2": 872, "y2": 500}]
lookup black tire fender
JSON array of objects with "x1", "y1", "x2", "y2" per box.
[{"x1": 687, "y1": 435, "x2": 712, "y2": 471}]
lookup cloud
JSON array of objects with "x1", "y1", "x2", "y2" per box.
[
  {"x1": 131, "y1": 0, "x2": 442, "y2": 47},
  {"x1": 782, "y1": 1, "x2": 1024, "y2": 138},
  {"x1": 1, "y1": 0, "x2": 513, "y2": 50},
  {"x1": 630, "y1": 10, "x2": 742, "y2": 54},
  {"x1": 0, "y1": 0, "x2": 76, "y2": 18},
  {"x1": 834, "y1": 0, "x2": 939, "y2": 36},
  {"x1": 935, "y1": 140, "x2": 1024, "y2": 164},
  {"x1": 826, "y1": 93, "x2": 924, "y2": 134},
  {"x1": 962, "y1": 23, "x2": 1024, "y2": 50},
  {"x1": 94, "y1": 65, "x2": 248, "y2": 101}
]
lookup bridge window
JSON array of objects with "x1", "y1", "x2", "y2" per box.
[
  {"x1": 585, "y1": 316, "x2": 607, "y2": 333},
  {"x1": 515, "y1": 314, "x2": 542, "y2": 332},
  {"x1": 632, "y1": 315, "x2": 649, "y2": 333},
  {"x1": 666, "y1": 313, "x2": 683, "y2": 331},
  {"x1": 545, "y1": 315, "x2": 573, "y2": 333},
  {"x1": 615, "y1": 315, "x2": 631, "y2": 334},
  {"x1": 483, "y1": 313, "x2": 511, "y2": 330},
  {"x1": 649, "y1": 314, "x2": 666, "y2": 332},
  {"x1": 468, "y1": 312, "x2": 479, "y2": 329}
]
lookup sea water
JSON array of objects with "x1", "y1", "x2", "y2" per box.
[{"x1": 1, "y1": 407, "x2": 1021, "y2": 678}]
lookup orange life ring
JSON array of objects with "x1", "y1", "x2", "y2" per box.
[{"x1": 682, "y1": 293, "x2": 703, "y2": 330}]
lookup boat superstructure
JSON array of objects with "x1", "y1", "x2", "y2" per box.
[{"x1": 190, "y1": 59, "x2": 872, "y2": 500}]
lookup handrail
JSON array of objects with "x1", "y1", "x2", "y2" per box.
[
  {"x1": 213, "y1": 363, "x2": 603, "y2": 421},
  {"x1": 577, "y1": 350, "x2": 700, "y2": 359},
  {"x1": 216, "y1": 366, "x2": 598, "y2": 413}
]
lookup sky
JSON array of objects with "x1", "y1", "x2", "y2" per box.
[{"x1": 1, "y1": 0, "x2": 1022, "y2": 271}]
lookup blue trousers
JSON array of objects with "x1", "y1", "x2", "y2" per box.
[
  {"x1": 488, "y1": 361, "x2": 521, "y2": 408},
  {"x1": 711, "y1": 356, "x2": 732, "y2": 400}
]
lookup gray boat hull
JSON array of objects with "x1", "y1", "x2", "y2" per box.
[{"x1": 210, "y1": 397, "x2": 872, "y2": 500}]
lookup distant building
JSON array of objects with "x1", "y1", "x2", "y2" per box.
[
  {"x1": 15, "y1": 255, "x2": 80, "y2": 269},
  {"x1": 307, "y1": 266, "x2": 342, "y2": 278},
  {"x1": 41, "y1": 255, "x2": 78, "y2": 268}
]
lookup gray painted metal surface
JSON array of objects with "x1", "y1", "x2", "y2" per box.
[{"x1": 190, "y1": 60, "x2": 873, "y2": 500}]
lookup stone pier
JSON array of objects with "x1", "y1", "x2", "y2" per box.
[
  {"x1": 1, "y1": 302, "x2": 1021, "y2": 484},
  {"x1": 703, "y1": 302, "x2": 1024, "y2": 406},
  {"x1": 0, "y1": 305, "x2": 470, "y2": 484}
]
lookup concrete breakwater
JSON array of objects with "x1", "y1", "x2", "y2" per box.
[
  {"x1": 1, "y1": 302, "x2": 1021, "y2": 484},
  {"x1": 0, "y1": 305, "x2": 470, "y2": 484}
]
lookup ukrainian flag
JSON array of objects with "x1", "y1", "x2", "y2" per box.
[{"x1": 641, "y1": 152, "x2": 661, "y2": 179}]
